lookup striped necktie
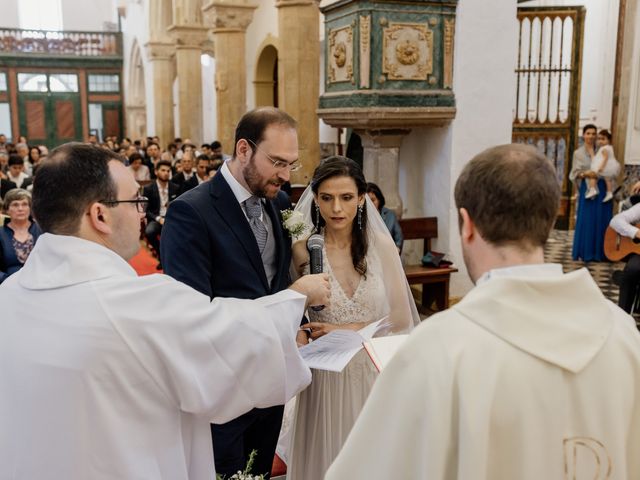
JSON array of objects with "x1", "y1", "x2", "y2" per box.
[{"x1": 244, "y1": 196, "x2": 268, "y2": 254}]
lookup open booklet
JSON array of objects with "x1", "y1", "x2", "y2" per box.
[{"x1": 299, "y1": 317, "x2": 393, "y2": 372}]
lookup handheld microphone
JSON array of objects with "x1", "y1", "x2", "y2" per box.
[{"x1": 307, "y1": 233, "x2": 325, "y2": 311}]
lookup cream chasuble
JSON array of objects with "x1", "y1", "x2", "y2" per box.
[{"x1": 326, "y1": 267, "x2": 640, "y2": 479}]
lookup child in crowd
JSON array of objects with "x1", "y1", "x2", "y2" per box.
[{"x1": 586, "y1": 129, "x2": 619, "y2": 202}]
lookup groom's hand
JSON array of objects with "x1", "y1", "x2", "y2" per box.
[{"x1": 289, "y1": 273, "x2": 330, "y2": 310}]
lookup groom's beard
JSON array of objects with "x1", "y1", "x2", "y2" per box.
[{"x1": 243, "y1": 156, "x2": 283, "y2": 199}]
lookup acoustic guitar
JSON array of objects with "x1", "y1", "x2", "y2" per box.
[{"x1": 604, "y1": 225, "x2": 640, "y2": 261}]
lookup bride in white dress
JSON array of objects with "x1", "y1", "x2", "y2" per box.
[{"x1": 285, "y1": 156, "x2": 420, "y2": 480}]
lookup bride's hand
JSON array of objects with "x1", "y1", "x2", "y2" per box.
[
  {"x1": 305, "y1": 321, "x2": 367, "y2": 340},
  {"x1": 296, "y1": 329, "x2": 310, "y2": 347}
]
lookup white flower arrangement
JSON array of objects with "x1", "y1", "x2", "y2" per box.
[
  {"x1": 216, "y1": 450, "x2": 266, "y2": 480},
  {"x1": 281, "y1": 209, "x2": 308, "y2": 240}
]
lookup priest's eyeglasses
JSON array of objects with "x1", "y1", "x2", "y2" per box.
[
  {"x1": 245, "y1": 138, "x2": 301, "y2": 172},
  {"x1": 101, "y1": 196, "x2": 149, "y2": 213}
]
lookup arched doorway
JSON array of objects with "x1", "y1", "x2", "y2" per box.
[
  {"x1": 126, "y1": 40, "x2": 147, "y2": 140},
  {"x1": 254, "y1": 44, "x2": 278, "y2": 107}
]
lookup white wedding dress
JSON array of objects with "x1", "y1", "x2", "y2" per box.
[{"x1": 286, "y1": 247, "x2": 388, "y2": 480}]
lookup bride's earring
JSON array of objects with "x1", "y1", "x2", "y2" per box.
[
  {"x1": 315, "y1": 202, "x2": 320, "y2": 231},
  {"x1": 357, "y1": 204, "x2": 363, "y2": 230}
]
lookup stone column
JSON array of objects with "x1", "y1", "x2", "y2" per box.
[
  {"x1": 202, "y1": 1, "x2": 258, "y2": 154},
  {"x1": 144, "y1": 41, "x2": 175, "y2": 148},
  {"x1": 358, "y1": 131, "x2": 409, "y2": 216},
  {"x1": 611, "y1": 0, "x2": 638, "y2": 164},
  {"x1": 167, "y1": 25, "x2": 209, "y2": 145},
  {"x1": 276, "y1": 0, "x2": 321, "y2": 185}
]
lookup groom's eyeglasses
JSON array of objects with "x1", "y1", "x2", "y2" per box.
[
  {"x1": 100, "y1": 195, "x2": 149, "y2": 213},
  {"x1": 245, "y1": 138, "x2": 301, "y2": 172}
]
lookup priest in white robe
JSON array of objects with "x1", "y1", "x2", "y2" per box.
[
  {"x1": 0, "y1": 143, "x2": 330, "y2": 480},
  {"x1": 326, "y1": 144, "x2": 640, "y2": 480}
]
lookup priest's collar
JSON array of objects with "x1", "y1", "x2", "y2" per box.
[{"x1": 476, "y1": 263, "x2": 563, "y2": 286}]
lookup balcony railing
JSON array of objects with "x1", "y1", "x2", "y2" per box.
[{"x1": 0, "y1": 28, "x2": 122, "y2": 58}]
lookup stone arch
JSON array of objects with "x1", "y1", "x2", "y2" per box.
[
  {"x1": 129, "y1": 40, "x2": 146, "y2": 106},
  {"x1": 126, "y1": 39, "x2": 147, "y2": 140},
  {"x1": 254, "y1": 41, "x2": 279, "y2": 107}
]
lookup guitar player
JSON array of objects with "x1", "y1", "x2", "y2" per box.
[{"x1": 610, "y1": 180, "x2": 640, "y2": 313}]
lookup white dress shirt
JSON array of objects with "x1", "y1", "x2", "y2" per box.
[{"x1": 610, "y1": 202, "x2": 640, "y2": 239}]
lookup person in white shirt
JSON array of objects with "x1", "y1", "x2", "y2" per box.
[
  {"x1": 15, "y1": 142, "x2": 31, "y2": 175},
  {"x1": 0, "y1": 142, "x2": 330, "y2": 480},
  {"x1": 127, "y1": 152, "x2": 150, "y2": 182},
  {"x1": 180, "y1": 154, "x2": 211, "y2": 191},
  {"x1": 326, "y1": 143, "x2": 640, "y2": 480},
  {"x1": 609, "y1": 180, "x2": 640, "y2": 313},
  {"x1": 6, "y1": 154, "x2": 32, "y2": 189}
]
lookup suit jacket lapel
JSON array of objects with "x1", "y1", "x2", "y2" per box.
[{"x1": 209, "y1": 174, "x2": 270, "y2": 291}]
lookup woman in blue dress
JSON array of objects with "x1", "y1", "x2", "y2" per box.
[{"x1": 572, "y1": 124, "x2": 612, "y2": 261}]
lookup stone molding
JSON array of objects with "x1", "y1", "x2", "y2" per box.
[
  {"x1": 167, "y1": 25, "x2": 210, "y2": 49},
  {"x1": 144, "y1": 41, "x2": 175, "y2": 60},
  {"x1": 275, "y1": 0, "x2": 321, "y2": 8},
  {"x1": 202, "y1": 1, "x2": 258, "y2": 32},
  {"x1": 359, "y1": 15, "x2": 371, "y2": 88},
  {"x1": 317, "y1": 106, "x2": 456, "y2": 129},
  {"x1": 443, "y1": 18, "x2": 455, "y2": 88}
]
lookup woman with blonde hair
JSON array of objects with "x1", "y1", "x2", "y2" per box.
[{"x1": 0, "y1": 188, "x2": 42, "y2": 283}]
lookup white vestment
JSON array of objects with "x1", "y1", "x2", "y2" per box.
[
  {"x1": 326, "y1": 267, "x2": 640, "y2": 480},
  {"x1": 0, "y1": 234, "x2": 311, "y2": 480}
]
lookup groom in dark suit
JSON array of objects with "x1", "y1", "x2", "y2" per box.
[{"x1": 161, "y1": 107, "x2": 301, "y2": 478}]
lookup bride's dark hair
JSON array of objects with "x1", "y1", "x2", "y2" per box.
[{"x1": 310, "y1": 156, "x2": 368, "y2": 276}]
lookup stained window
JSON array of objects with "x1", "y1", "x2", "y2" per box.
[
  {"x1": 50, "y1": 74, "x2": 79, "y2": 92},
  {"x1": 88, "y1": 74, "x2": 120, "y2": 93},
  {"x1": 17, "y1": 73, "x2": 48, "y2": 92}
]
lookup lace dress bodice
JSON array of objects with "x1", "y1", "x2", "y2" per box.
[{"x1": 303, "y1": 247, "x2": 387, "y2": 325}]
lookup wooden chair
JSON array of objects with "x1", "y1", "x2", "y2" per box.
[{"x1": 399, "y1": 217, "x2": 458, "y2": 312}]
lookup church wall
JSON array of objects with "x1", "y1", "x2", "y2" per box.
[
  {"x1": 201, "y1": 54, "x2": 216, "y2": 145},
  {"x1": 624, "y1": 2, "x2": 640, "y2": 165},
  {"x1": 3, "y1": 1, "x2": 19, "y2": 28},
  {"x1": 399, "y1": 0, "x2": 519, "y2": 297},
  {"x1": 120, "y1": 0, "x2": 154, "y2": 140},
  {"x1": 61, "y1": 0, "x2": 119, "y2": 31},
  {"x1": 524, "y1": 0, "x2": 619, "y2": 131},
  {"x1": 243, "y1": 2, "x2": 335, "y2": 154},
  {"x1": 1, "y1": 0, "x2": 116, "y2": 30},
  {"x1": 245, "y1": 0, "x2": 278, "y2": 115}
]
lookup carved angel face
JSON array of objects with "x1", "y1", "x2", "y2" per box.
[
  {"x1": 333, "y1": 42, "x2": 347, "y2": 68},
  {"x1": 396, "y1": 40, "x2": 419, "y2": 66}
]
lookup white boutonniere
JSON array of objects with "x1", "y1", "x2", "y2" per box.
[{"x1": 281, "y1": 209, "x2": 307, "y2": 239}]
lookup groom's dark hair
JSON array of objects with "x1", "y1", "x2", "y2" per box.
[{"x1": 232, "y1": 107, "x2": 297, "y2": 158}]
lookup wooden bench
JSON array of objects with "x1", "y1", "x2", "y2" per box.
[{"x1": 399, "y1": 217, "x2": 458, "y2": 312}]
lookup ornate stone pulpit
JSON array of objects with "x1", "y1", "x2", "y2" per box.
[{"x1": 318, "y1": 0, "x2": 458, "y2": 213}]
